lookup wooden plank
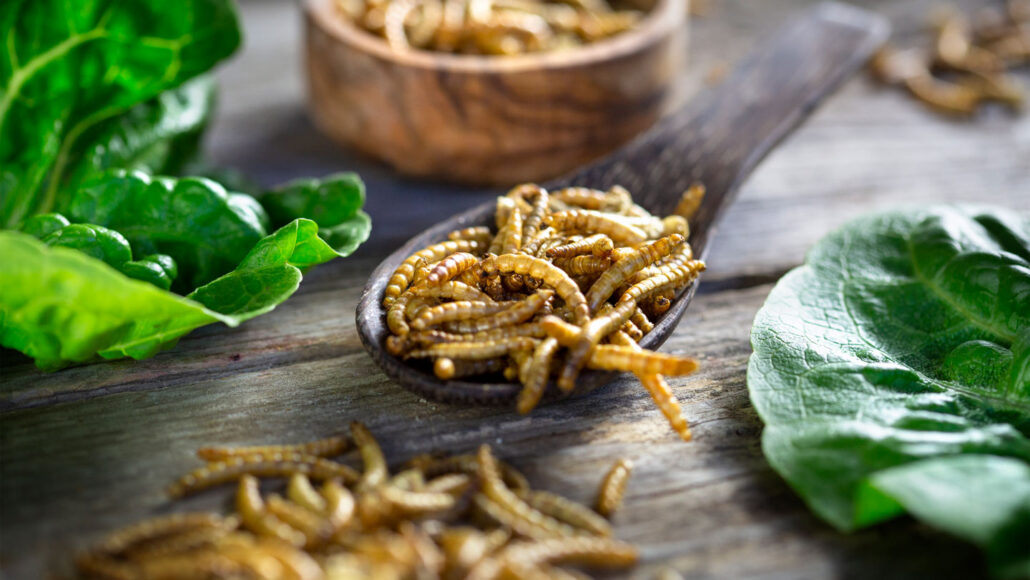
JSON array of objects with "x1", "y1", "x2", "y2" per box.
[{"x1": 0, "y1": 283, "x2": 985, "y2": 579}]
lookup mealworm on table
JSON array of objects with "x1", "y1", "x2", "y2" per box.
[
  {"x1": 595, "y1": 458, "x2": 633, "y2": 517},
  {"x1": 196, "y1": 436, "x2": 348, "y2": 462}
]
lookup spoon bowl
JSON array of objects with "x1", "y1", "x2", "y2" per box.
[{"x1": 356, "y1": 2, "x2": 889, "y2": 405}]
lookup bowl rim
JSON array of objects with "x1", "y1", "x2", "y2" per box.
[{"x1": 302, "y1": 0, "x2": 685, "y2": 73}]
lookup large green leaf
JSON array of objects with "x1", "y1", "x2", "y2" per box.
[
  {"x1": 259, "y1": 173, "x2": 372, "y2": 257},
  {"x1": 68, "y1": 170, "x2": 269, "y2": 291},
  {"x1": 0, "y1": 0, "x2": 240, "y2": 228},
  {"x1": 748, "y1": 205, "x2": 1030, "y2": 577}
]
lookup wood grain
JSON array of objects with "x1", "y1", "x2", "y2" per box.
[
  {"x1": 1, "y1": 0, "x2": 1026, "y2": 577},
  {"x1": 304, "y1": 0, "x2": 685, "y2": 184}
]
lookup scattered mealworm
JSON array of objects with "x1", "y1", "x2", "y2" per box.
[
  {"x1": 595, "y1": 458, "x2": 633, "y2": 517},
  {"x1": 196, "y1": 435, "x2": 348, "y2": 462}
]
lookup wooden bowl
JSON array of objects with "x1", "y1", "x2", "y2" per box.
[{"x1": 302, "y1": 0, "x2": 686, "y2": 185}]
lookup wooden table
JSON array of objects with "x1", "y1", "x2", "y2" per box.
[{"x1": 2, "y1": 0, "x2": 1027, "y2": 577}]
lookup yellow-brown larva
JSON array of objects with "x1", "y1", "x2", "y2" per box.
[
  {"x1": 410, "y1": 300, "x2": 515, "y2": 330},
  {"x1": 414, "y1": 280, "x2": 492, "y2": 302},
  {"x1": 390, "y1": 468, "x2": 426, "y2": 490},
  {"x1": 265, "y1": 494, "x2": 334, "y2": 548},
  {"x1": 384, "y1": 239, "x2": 483, "y2": 305},
  {"x1": 647, "y1": 295, "x2": 673, "y2": 317},
  {"x1": 545, "y1": 233, "x2": 611, "y2": 259},
  {"x1": 477, "y1": 446, "x2": 582, "y2": 540},
  {"x1": 425, "y1": 252, "x2": 481, "y2": 286},
  {"x1": 545, "y1": 210, "x2": 648, "y2": 244},
  {"x1": 414, "y1": 453, "x2": 531, "y2": 493},
  {"x1": 517, "y1": 490, "x2": 613, "y2": 537},
  {"x1": 440, "y1": 289, "x2": 553, "y2": 334},
  {"x1": 288, "y1": 473, "x2": 327, "y2": 514},
  {"x1": 620, "y1": 319, "x2": 644, "y2": 341},
  {"x1": 497, "y1": 536, "x2": 638, "y2": 570},
  {"x1": 498, "y1": 205, "x2": 524, "y2": 254},
  {"x1": 92, "y1": 512, "x2": 230, "y2": 555},
  {"x1": 351, "y1": 421, "x2": 389, "y2": 490},
  {"x1": 407, "y1": 336, "x2": 539, "y2": 361},
  {"x1": 433, "y1": 356, "x2": 508, "y2": 379},
  {"x1": 595, "y1": 458, "x2": 633, "y2": 517},
  {"x1": 550, "y1": 187, "x2": 620, "y2": 211},
  {"x1": 322, "y1": 479, "x2": 356, "y2": 529},
  {"x1": 236, "y1": 475, "x2": 307, "y2": 547},
  {"x1": 196, "y1": 435, "x2": 348, "y2": 462},
  {"x1": 638, "y1": 371, "x2": 691, "y2": 441},
  {"x1": 381, "y1": 485, "x2": 457, "y2": 514},
  {"x1": 555, "y1": 300, "x2": 637, "y2": 391},
  {"x1": 586, "y1": 233, "x2": 685, "y2": 312},
  {"x1": 123, "y1": 522, "x2": 237, "y2": 561},
  {"x1": 618, "y1": 259, "x2": 706, "y2": 306},
  {"x1": 167, "y1": 453, "x2": 360, "y2": 498},
  {"x1": 135, "y1": 551, "x2": 244, "y2": 579},
  {"x1": 503, "y1": 272, "x2": 526, "y2": 292},
  {"x1": 631, "y1": 308, "x2": 654, "y2": 333},
  {"x1": 516, "y1": 337, "x2": 559, "y2": 415},
  {"x1": 480, "y1": 254, "x2": 590, "y2": 325},
  {"x1": 587, "y1": 345, "x2": 699, "y2": 376},
  {"x1": 553, "y1": 254, "x2": 612, "y2": 276},
  {"x1": 447, "y1": 225, "x2": 492, "y2": 243},
  {"x1": 423, "y1": 473, "x2": 472, "y2": 494},
  {"x1": 425, "y1": 321, "x2": 548, "y2": 344}
]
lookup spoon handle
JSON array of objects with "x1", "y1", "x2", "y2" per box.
[{"x1": 556, "y1": 2, "x2": 889, "y2": 256}]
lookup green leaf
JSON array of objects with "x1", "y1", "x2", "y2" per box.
[
  {"x1": 42, "y1": 223, "x2": 132, "y2": 269},
  {"x1": 120, "y1": 253, "x2": 178, "y2": 290},
  {"x1": 748, "y1": 205, "x2": 1030, "y2": 576},
  {"x1": 0, "y1": 230, "x2": 234, "y2": 371},
  {"x1": 67, "y1": 170, "x2": 269, "y2": 291},
  {"x1": 0, "y1": 0, "x2": 240, "y2": 228},
  {"x1": 259, "y1": 173, "x2": 372, "y2": 256},
  {"x1": 188, "y1": 219, "x2": 341, "y2": 320},
  {"x1": 19, "y1": 213, "x2": 70, "y2": 238}
]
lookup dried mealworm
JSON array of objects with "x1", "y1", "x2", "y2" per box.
[
  {"x1": 498, "y1": 205, "x2": 524, "y2": 254},
  {"x1": 648, "y1": 295, "x2": 672, "y2": 317},
  {"x1": 352, "y1": 421, "x2": 389, "y2": 490},
  {"x1": 545, "y1": 210, "x2": 647, "y2": 244},
  {"x1": 477, "y1": 446, "x2": 581, "y2": 540},
  {"x1": 236, "y1": 475, "x2": 307, "y2": 547},
  {"x1": 421, "y1": 322, "x2": 548, "y2": 344},
  {"x1": 426, "y1": 252, "x2": 481, "y2": 285},
  {"x1": 674, "y1": 183, "x2": 705, "y2": 220},
  {"x1": 410, "y1": 300, "x2": 514, "y2": 330},
  {"x1": 495, "y1": 196, "x2": 518, "y2": 230},
  {"x1": 620, "y1": 319, "x2": 644, "y2": 341},
  {"x1": 618, "y1": 259, "x2": 705, "y2": 306},
  {"x1": 167, "y1": 453, "x2": 359, "y2": 497},
  {"x1": 519, "y1": 186, "x2": 550, "y2": 248},
  {"x1": 517, "y1": 490, "x2": 613, "y2": 536},
  {"x1": 586, "y1": 233, "x2": 684, "y2": 312},
  {"x1": 391, "y1": 468, "x2": 426, "y2": 490},
  {"x1": 407, "y1": 337, "x2": 538, "y2": 360},
  {"x1": 595, "y1": 458, "x2": 633, "y2": 517},
  {"x1": 196, "y1": 435, "x2": 348, "y2": 462},
  {"x1": 662, "y1": 215, "x2": 689, "y2": 237},
  {"x1": 250, "y1": 536, "x2": 324, "y2": 580},
  {"x1": 630, "y1": 308, "x2": 654, "y2": 333},
  {"x1": 136, "y1": 551, "x2": 244, "y2": 579},
  {"x1": 516, "y1": 337, "x2": 559, "y2": 415},
  {"x1": 503, "y1": 272, "x2": 526, "y2": 292},
  {"x1": 555, "y1": 300, "x2": 637, "y2": 391},
  {"x1": 439, "y1": 528, "x2": 498, "y2": 575},
  {"x1": 553, "y1": 254, "x2": 612, "y2": 276},
  {"x1": 497, "y1": 536, "x2": 638, "y2": 569},
  {"x1": 381, "y1": 485, "x2": 457, "y2": 514},
  {"x1": 481, "y1": 254, "x2": 589, "y2": 325},
  {"x1": 323, "y1": 479, "x2": 356, "y2": 529},
  {"x1": 433, "y1": 356, "x2": 508, "y2": 379},
  {"x1": 288, "y1": 473, "x2": 327, "y2": 514},
  {"x1": 384, "y1": 239, "x2": 483, "y2": 305},
  {"x1": 550, "y1": 187, "x2": 619, "y2": 211},
  {"x1": 123, "y1": 522, "x2": 237, "y2": 560},
  {"x1": 266, "y1": 494, "x2": 334, "y2": 548},
  {"x1": 587, "y1": 345, "x2": 699, "y2": 376},
  {"x1": 414, "y1": 280, "x2": 492, "y2": 302},
  {"x1": 638, "y1": 371, "x2": 691, "y2": 441},
  {"x1": 546, "y1": 233, "x2": 612, "y2": 259},
  {"x1": 415, "y1": 453, "x2": 530, "y2": 493},
  {"x1": 93, "y1": 513, "x2": 230, "y2": 555},
  {"x1": 441, "y1": 290, "x2": 552, "y2": 334},
  {"x1": 424, "y1": 473, "x2": 472, "y2": 494},
  {"x1": 448, "y1": 225, "x2": 493, "y2": 244}
]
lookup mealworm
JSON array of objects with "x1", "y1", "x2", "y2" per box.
[
  {"x1": 516, "y1": 337, "x2": 559, "y2": 415},
  {"x1": 93, "y1": 513, "x2": 230, "y2": 555},
  {"x1": 482, "y1": 272, "x2": 506, "y2": 300},
  {"x1": 448, "y1": 226, "x2": 492, "y2": 243},
  {"x1": 647, "y1": 295, "x2": 672, "y2": 317},
  {"x1": 351, "y1": 421, "x2": 389, "y2": 490},
  {"x1": 384, "y1": 239, "x2": 483, "y2": 305},
  {"x1": 441, "y1": 290, "x2": 552, "y2": 334},
  {"x1": 481, "y1": 254, "x2": 589, "y2": 324},
  {"x1": 550, "y1": 187, "x2": 619, "y2": 211},
  {"x1": 497, "y1": 536, "x2": 638, "y2": 569},
  {"x1": 167, "y1": 453, "x2": 359, "y2": 497},
  {"x1": 424, "y1": 473, "x2": 472, "y2": 494},
  {"x1": 323, "y1": 479, "x2": 356, "y2": 529},
  {"x1": 196, "y1": 436, "x2": 348, "y2": 462},
  {"x1": 674, "y1": 183, "x2": 705, "y2": 220},
  {"x1": 433, "y1": 356, "x2": 508, "y2": 379},
  {"x1": 498, "y1": 205, "x2": 524, "y2": 254},
  {"x1": 556, "y1": 300, "x2": 637, "y2": 391},
  {"x1": 136, "y1": 551, "x2": 244, "y2": 579},
  {"x1": 249, "y1": 536, "x2": 324, "y2": 580},
  {"x1": 414, "y1": 453, "x2": 530, "y2": 492},
  {"x1": 503, "y1": 272, "x2": 526, "y2": 292},
  {"x1": 630, "y1": 308, "x2": 653, "y2": 333},
  {"x1": 236, "y1": 475, "x2": 307, "y2": 547},
  {"x1": 545, "y1": 233, "x2": 613, "y2": 259},
  {"x1": 439, "y1": 528, "x2": 497, "y2": 575},
  {"x1": 553, "y1": 254, "x2": 611, "y2": 276},
  {"x1": 124, "y1": 521, "x2": 238, "y2": 561},
  {"x1": 620, "y1": 319, "x2": 644, "y2": 341},
  {"x1": 519, "y1": 185, "x2": 550, "y2": 248},
  {"x1": 586, "y1": 234, "x2": 684, "y2": 312},
  {"x1": 391, "y1": 468, "x2": 426, "y2": 490},
  {"x1": 407, "y1": 336, "x2": 538, "y2": 360},
  {"x1": 381, "y1": 485, "x2": 457, "y2": 514},
  {"x1": 595, "y1": 458, "x2": 633, "y2": 517},
  {"x1": 495, "y1": 196, "x2": 518, "y2": 230},
  {"x1": 587, "y1": 345, "x2": 699, "y2": 376},
  {"x1": 544, "y1": 210, "x2": 647, "y2": 244},
  {"x1": 638, "y1": 371, "x2": 691, "y2": 441},
  {"x1": 662, "y1": 215, "x2": 689, "y2": 237},
  {"x1": 477, "y1": 446, "x2": 581, "y2": 540},
  {"x1": 266, "y1": 494, "x2": 333, "y2": 548},
  {"x1": 517, "y1": 490, "x2": 612, "y2": 537},
  {"x1": 287, "y1": 473, "x2": 327, "y2": 514},
  {"x1": 410, "y1": 300, "x2": 514, "y2": 330},
  {"x1": 414, "y1": 280, "x2": 492, "y2": 302},
  {"x1": 426, "y1": 252, "x2": 481, "y2": 286},
  {"x1": 618, "y1": 259, "x2": 705, "y2": 306},
  {"x1": 420, "y1": 322, "x2": 548, "y2": 344}
]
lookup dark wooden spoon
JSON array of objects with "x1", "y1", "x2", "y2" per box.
[{"x1": 356, "y1": 2, "x2": 889, "y2": 405}]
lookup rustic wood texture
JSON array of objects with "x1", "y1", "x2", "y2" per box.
[
  {"x1": 1, "y1": 0, "x2": 1027, "y2": 578},
  {"x1": 355, "y1": 3, "x2": 887, "y2": 405},
  {"x1": 305, "y1": 0, "x2": 685, "y2": 184}
]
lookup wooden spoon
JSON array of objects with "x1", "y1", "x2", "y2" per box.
[{"x1": 356, "y1": 2, "x2": 889, "y2": 405}]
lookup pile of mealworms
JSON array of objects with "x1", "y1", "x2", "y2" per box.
[
  {"x1": 871, "y1": 0, "x2": 1029, "y2": 116},
  {"x1": 75, "y1": 425, "x2": 638, "y2": 579},
  {"x1": 334, "y1": 0, "x2": 645, "y2": 54},
  {"x1": 383, "y1": 183, "x2": 707, "y2": 441}
]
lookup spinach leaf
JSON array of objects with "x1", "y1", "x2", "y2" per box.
[
  {"x1": 259, "y1": 173, "x2": 372, "y2": 256},
  {"x1": 68, "y1": 170, "x2": 269, "y2": 291},
  {"x1": 41, "y1": 223, "x2": 132, "y2": 269},
  {"x1": 748, "y1": 205, "x2": 1030, "y2": 577},
  {"x1": 0, "y1": 0, "x2": 240, "y2": 228}
]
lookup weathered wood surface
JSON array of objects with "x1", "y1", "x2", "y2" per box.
[{"x1": 1, "y1": 0, "x2": 1027, "y2": 578}]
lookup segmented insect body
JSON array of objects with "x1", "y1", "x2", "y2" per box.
[
  {"x1": 553, "y1": 254, "x2": 612, "y2": 276},
  {"x1": 588, "y1": 345, "x2": 699, "y2": 376},
  {"x1": 424, "y1": 473, "x2": 472, "y2": 494},
  {"x1": 550, "y1": 187, "x2": 621, "y2": 212},
  {"x1": 441, "y1": 290, "x2": 552, "y2": 334},
  {"x1": 447, "y1": 226, "x2": 493, "y2": 243},
  {"x1": 517, "y1": 490, "x2": 613, "y2": 536},
  {"x1": 196, "y1": 436, "x2": 348, "y2": 462},
  {"x1": 236, "y1": 476, "x2": 307, "y2": 547},
  {"x1": 556, "y1": 300, "x2": 636, "y2": 391},
  {"x1": 407, "y1": 337, "x2": 539, "y2": 360},
  {"x1": 381, "y1": 485, "x2": 457, "y2": 514},
  {"x1": 476, "y1": 446, "x2": 580, "y2": 540},
  {"x1": 288, "y1": 473, "x2": 327, "y2": 514},
  {"x1": 499, "y1": 206, "x2": 524, "y2": 254},
  {"x1": 352, "y1": 422, "x2": 389, "y2": 490},
  {"x1": 481, "y1": 254, "x2": 589, "y2": 325},
  {"x1": 425, "y1": 252, "x2": 481, "y2": 286},
  {"x1": 266, "y1": 494, "x2": 333, "y2": 547},
  {"x1": 545, "y1": 234, "x2": 611, "y2": 259},
  {"x1": 595, "y1": 458, "x2": 633, "y2": 517},
  {"x1": 630, "y1": 308, "x2": 654, "y2": 333},
  {"x1": 322, "y1": 480, "x2": 356, "y2": 529},
  {"x1": 545, "y1": 210, "x2": 647, "y2": 244},
  {"x1": 638, "y1": 371, "x2": 691, "y2": 441},
  {"x1": 586, "y1": 234, "x2": 684, "y2": 312},
  {"x1": 384, "y1": 239, "x2": 483, "y2": 305},
  {"x1": 516, "y1": 337, "x2": 559, "y2": 415},
  {"x1": 93, "y1": 513, "x2": 230, "y2": 555},
  {"x1": 433, "y1": 356, "x2": 508, "y2": 379},
  {"x1": 497, "y1": 536, "x2": 638, "y2": 569},
  {"x1": 414, "y1": 281, "x2": 491, "y2": 302},
  {"x1": 519, "y1": 186, "x2": 550, "y2": 248},
  {"x1": 168, "y1": 454, "x2": 359, "y2": 497},
  {"x1": 618, "y1": 259, "x2": 706, "y2": 306},
  {"x1": 411, "y1": 300, "x2": 514, "y2": 330}
]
